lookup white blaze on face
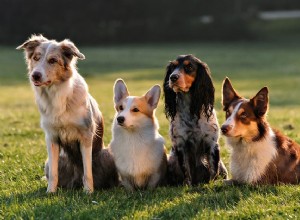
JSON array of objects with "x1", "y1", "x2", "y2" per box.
[
  {"x1": 31, "y1": 43, "x2": 52, "y2": 82},
  {"x1": 117, "y1": 97, "x2": 134, "y2": 127},
  {"x1": 222, "y1": 101, "x2": 243, "y2": 136}
]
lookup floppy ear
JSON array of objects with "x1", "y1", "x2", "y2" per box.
[
  {"x1": 16, "y1": 35, "x2": 48, "y2": 59},
  {"x1": 222, "y1": 77, "x2": 240, "y2": 110},
  {"x1": 163, "y1": 62, "x2": 177, "y2": 120},
  {"x1": 114, "y1": 79, "x2": 129, "y2": 105},
  {"x1": 145, "y1": 85, "x2": 161, "y2": 109},
  {"x1": 189, "y1": 59, "x2": 214, "y2": 120},
  {"x1": 251, "y1": 87, "x2": 269, "y2": 117},
  {"x1": 60, "y1": 39, "x2": 85, "y2": 60}
]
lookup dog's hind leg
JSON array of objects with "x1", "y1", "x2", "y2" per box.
[
  {"x1": 80, "y1": 139, "x2": 94, "y2": 193},
  {"x1": 46, "y1": 136, "x2": 59, "y2": 193}
]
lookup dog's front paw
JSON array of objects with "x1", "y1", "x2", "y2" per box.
[
  {"x1": 223, "y1": 179, "x2": 238, "y2": 186},
  {"x1": 83, "y1": 176, "x2": 94, "y2": 193},
  {"x1": 46, "y1": 185, "x2": 57, "y2": 193}
]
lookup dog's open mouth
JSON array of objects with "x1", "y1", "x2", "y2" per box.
[{"x1": 33, "y1": 81, "x2": 52, "y2": 87}]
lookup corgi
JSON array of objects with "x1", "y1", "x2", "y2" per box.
[
  {"x1": 221, "y1": 77, "x2": 300, "y2": 185},
  {"x1": 110, "y1": 79, "x2": 167, "y2": 190}
]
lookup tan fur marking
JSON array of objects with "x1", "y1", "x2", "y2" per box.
[
  {"x1": 183, "y1": 60, "x2": 190, "y2": 65},
  {"x1": 131, "y1": 97, "x2": 153, "y2": 119}
]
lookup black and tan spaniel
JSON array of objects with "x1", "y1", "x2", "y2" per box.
[{"x1": 164, "y1": 55, "x2": 228, "y2": 185}]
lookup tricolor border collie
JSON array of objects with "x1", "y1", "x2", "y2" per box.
[
  {"x1": 164, "y1": 55, "x2": 228, "y2": 185},
  {"x1": 110, "y1": 79, "x2": 167, "y2": 190},
  {"x1": 17, "y1": 35, "x2": 118, "y2": 193},
  {"x1": 221, "y1": 77, "x2": 300, "y2": 185}
]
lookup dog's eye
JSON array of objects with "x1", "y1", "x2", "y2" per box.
[
  {"x1": 119, "y1": 105, "x2": 123, "y2": 111},
  {"x1": 226, "y1": 110, "x2": 231, "y2": 117},
  {"x1": 33, "y1": 56, "x2": 40, "y2": 61},
  {"x1": 184, "y1": 65, "x2": 193, "y2": 73},
  {"x1": 240, "y1": 112, "x2": 247, "y2": 119},
  {"x1": 48, "y1": 58, "x2": 57, "y2": 64},
  {"x1": 132, "y1": 108, "x2": 139, "y2": 112}
]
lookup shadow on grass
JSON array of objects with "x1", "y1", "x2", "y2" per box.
[{"x1": 1, "y1": 184, "x2": 282, "y2": 219}]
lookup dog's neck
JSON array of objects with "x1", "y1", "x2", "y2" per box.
[
  {"x1": 34, "y1": 72, "x2": 82, "y2": 116},
  {"x1": 176, "y1": 92, "x2": 191, "y2": 113},
  {"x1": 228, "y1": 127, "x2": 278, "y2": 183}
]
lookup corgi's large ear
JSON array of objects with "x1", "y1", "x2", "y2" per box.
[
  {"x1": 251, "y1": 87, "x2": 269, "y2": 117},
  {"x1": 16, "y1": 35, "x2": 48, "y2": 59},
  {"x1": 114, "y1": 79, "x2": 129, "y2": 104},
  {"x1": 222, "y1": 77, "x2": 240, "y2": 110},
  {"x1": 60, "y1": 39, "x2": 85, "y2": 60},
  {"x1": 145, "y1": 85, "x2": 161, "y2": 109}
]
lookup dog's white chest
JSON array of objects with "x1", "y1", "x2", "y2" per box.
[
  {"x1": 110, "y1": 130, "x2": 164, "y2": 177},
  {"x1": 229, "y1": 133, "x2": 277, "y2": 183}
]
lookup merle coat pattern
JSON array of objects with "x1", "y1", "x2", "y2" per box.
[
  {"x1": 164, "y1": 55, "x2": 228, "y2": 185},
  {"x1": 17, "y1": 35, "x2": 119, "y2": 192}
]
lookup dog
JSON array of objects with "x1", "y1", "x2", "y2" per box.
[
  {"x1": 17, "y1": 35, "x2": 118, "y2": 193},
  {"x1": 221, "y1": 77, "x2": 300, "y2": 185},
  {"x1": 163, "y1": 54, "x2": 228, "y2": 186},
  {"x1": 109, "y1": 79, "x2": 167, "y2": 190}
]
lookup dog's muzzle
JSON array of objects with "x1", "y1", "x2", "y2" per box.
[{"x1": 170, "y1": 74, "x2": 179, "y2": 83}]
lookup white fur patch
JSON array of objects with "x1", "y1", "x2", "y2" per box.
[{"x1": 227, "y1": 128, "x2": 277, "y2": 183}]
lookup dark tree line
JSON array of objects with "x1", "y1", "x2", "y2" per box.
[{"x1": 0, "y1": 0, "x2": 299, "y2": 45}]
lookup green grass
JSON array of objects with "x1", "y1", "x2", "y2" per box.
[{"x1": 1, "y1": 39, "x2": 300, "y2": 219}]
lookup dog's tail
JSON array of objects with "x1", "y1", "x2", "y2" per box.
[{"x1": 44, "y1": 148, "x2": 119, "y2": 189}]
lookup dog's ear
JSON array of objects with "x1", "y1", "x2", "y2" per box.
[
  {"x1": 251, "y1": 87, "x2": 269, "y2": 117},
  {"x1": 163, "y1": 61, "x2": 177, "y2": 120},
  {"x1": 145, "y1": 85, "x2": 161, "y2": 109},
  {"x1": 190, "y1": 59, "x2": 214, "y2": 120},
  {"x1": 60, "y1": 39, "x2": 85, "y2": 60},
  {"x1": 16, "y1": 35, "x2": 48, "y2": 59},
  {"x1": 114, "y1": 79, "x2": 129, "y2": 104},
  {"x1": 222, "y1": 77, "x2": 241, "y2": 110}
]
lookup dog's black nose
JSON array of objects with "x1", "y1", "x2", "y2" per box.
[
  {"x1": 221, "y1": 125, "x2": 230, "y2": 134},
  {"x1": 117, "y1": 116, "x2": 125, "y2": 124},
  {"x1": 32, "y1": 71, "x2": 42, "y2": 81},
  {"x1": 170, "y1": 74, "x2": 179, "y2": 82}
]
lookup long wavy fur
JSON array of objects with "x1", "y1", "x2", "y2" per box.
[{"x1": 163, "y1": 56, "x2": 215, "y2": 121}]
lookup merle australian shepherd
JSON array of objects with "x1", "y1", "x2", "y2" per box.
[
  {"x1": 163, "y1": 55, "x2": 228, "y2": 185},
  {"x1": 17, "y1": 35, "x2": 118, "y2": 193},
  {"x1": 221, "y1": 77, "x2": 300, "y2": 185}
]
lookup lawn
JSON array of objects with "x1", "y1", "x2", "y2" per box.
[{"x1": 1, "y1": 39, "x2": 300, "y2": 219}]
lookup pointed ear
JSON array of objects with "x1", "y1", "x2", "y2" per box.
[
  {"x1": 60, "y1": 39, "x2": 85, "y2": 60},
  {"x1": 145, "y1": 85, "x2": 161, "y2": 109},
  {"x1": 16, "y1": 34, "x2": 48, "y2": 50},
  {"x1": 114, "y1": 79, "x2": 129, "y2": 104},
  {"x1": 222, "y1": 77, "x2": 240, "y2": 110},
  {"x1": 251, "y1": 87, "x2": 269, "y2": 117}
]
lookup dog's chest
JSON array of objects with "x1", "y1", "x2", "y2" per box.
[
  {"x1": 229, "y1": 135, "x2": 277, "y2": 183},
  {"x1": 39, "y1": 96, "x2": 91, "y2": 143},
  {"x1": 171, "y1": 109, "x2": 218, "y2": 146},
  {"x1": 110, "y1": 131, "x2": 164, "y2": 176}
]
